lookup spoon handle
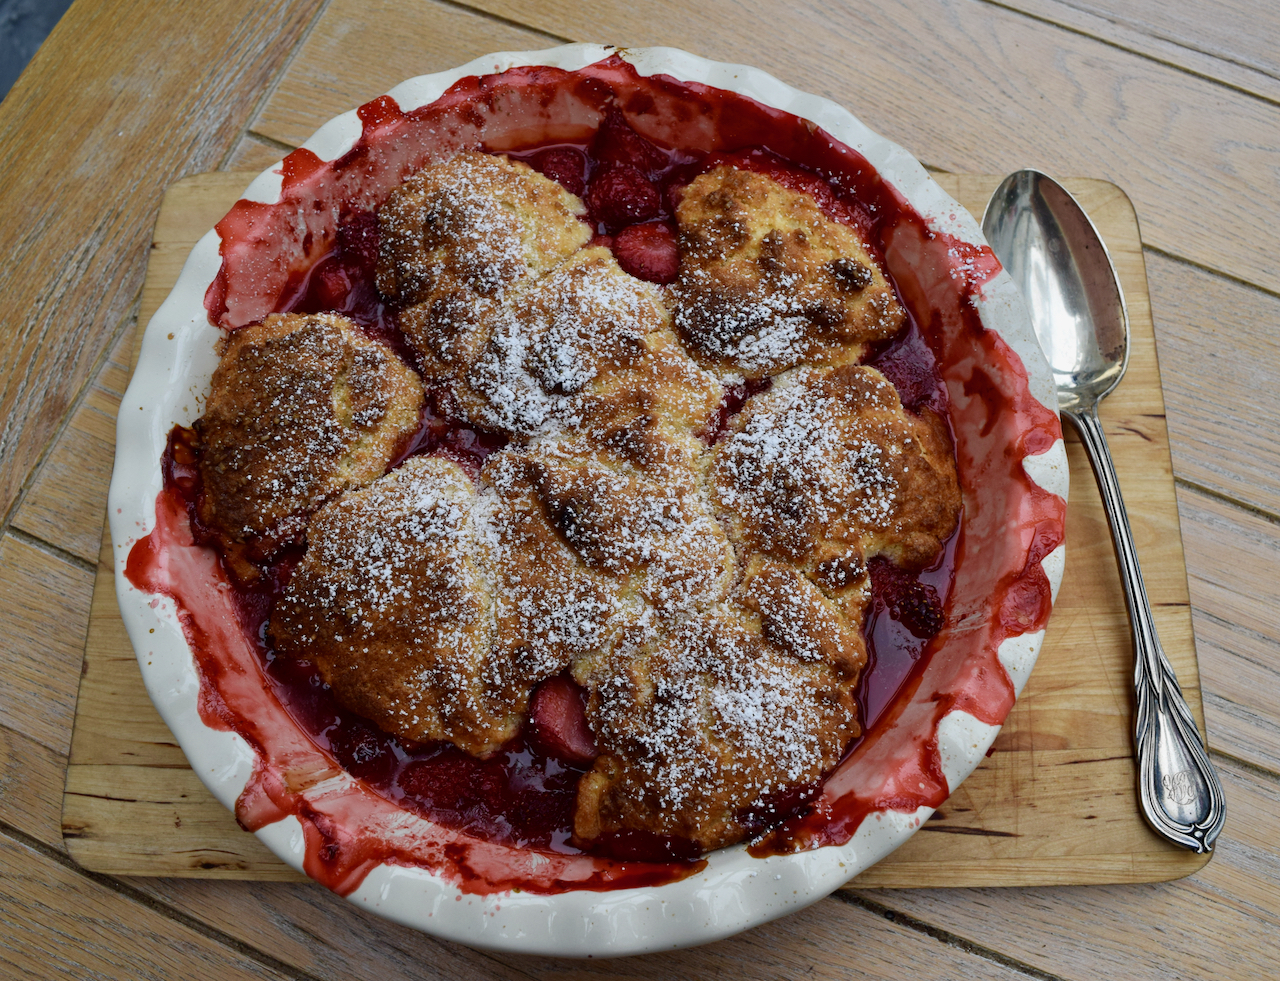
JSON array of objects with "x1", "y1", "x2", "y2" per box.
[{"x1": 1067, "y1": 404, "x2": 1227, "y2": 853}]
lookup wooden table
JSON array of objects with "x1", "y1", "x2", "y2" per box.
[{"x1": 1, "y1": 1, "x2": 1277, "y2": 977}]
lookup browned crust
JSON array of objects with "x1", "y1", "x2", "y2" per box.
[
  {"x1": 671, "y1": 165, "x2": 905, "y2": 377},
  {"x1": 572, "y1": 604, "x2": 861, "y2": 851},
  {"x1": 450, "y1": 246, "x2": 724, "y2": 443},
  {"x1": 194, "y1": 312, "x2": 423, "y2": 577},
  {"x1": 378, "y1": 150, "x2": 590, "y2": 382},
  {"x1": 709, "y1": 363, "x2": 962, "y2": 572}
]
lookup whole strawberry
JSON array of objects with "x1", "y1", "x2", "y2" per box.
[
  {"x1": 586, "y1": 164, "x2": 661, "y2": 232},
  {"x1": 591, "y1": 107, "x2": 667, "y2": 174},
  {"x1": 528, "y1": 146, "x2": 588, "y2": 197},
  {"x1": 613, "y1": 222, "x2": 679, "y2": 283},
  {"x1": 870, "y1": 557, "x2": 945, "y2": 639}
]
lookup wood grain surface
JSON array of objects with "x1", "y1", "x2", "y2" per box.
[
  {"x1": 0, "y1": 0, "x2": 326, "y2": 525},
  {"x1": 3, "y1": 0, "x2": 1279, "y2": 978},
  {"x1": 59, "y1": 171, "x2": 1208, "y2": 889}
]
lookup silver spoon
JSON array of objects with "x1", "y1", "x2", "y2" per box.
[{"x1": 981, "y1": 170, "x2": 1226, "y2": 853}]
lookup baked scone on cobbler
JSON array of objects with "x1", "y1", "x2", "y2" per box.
[
  {"x1": 378, "y1": 149, "x2": 591, "y2": 378},
  {"x1": 568, "y1": 366, "x2": 959, "y2": 852},
  {"x1": 671, "y1": 165, "x2": 905, "y2": 377},
  {"x1": 573, "y1": 561, "x2": 865, "y2": 852},
  {"x1": 269, "y1": 434, "x2": 732, "y2": 758},
  {"x1": 710, "y1": 363, "x2": 962, "y2": 575},
  {"x1": 194, "y1": 312, "x2": 423, "y2": 577},
  {"x1": 502, "y1": 435, "x2": 737, "y2": 619},
  {"x1": 196, "y1": 146, "x2": 966, "y2": 857},
  {"x1": 454, "y1": 246, "x2": 723, "y2": 439},
  {"x1": 270, "y1": 456, "x2": 517, "y2": 755}
]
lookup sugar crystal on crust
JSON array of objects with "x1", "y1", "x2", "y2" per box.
[
  {"x1": 454, "y1": 247, "x2": 721, "y2": 440},
  {"x1": 378, "y1": 150, "x2": 591, "y2": 382},
  {"x1": 271, "y1": 457, "x2": 526, "y2": 756},
  {"x1": 710, "y1": 363, "x2": 961, "y2": 570},
  {"x1": 376, "y1": 149, "x2": 590, "y2": 307},
  {"x1": 573, "y1": 605, "x2": 861, "y2": 852}
]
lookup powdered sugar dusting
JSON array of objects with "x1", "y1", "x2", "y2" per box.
[
  {"x1": 673, "y1": 266, "x2": 821, "y2": 372},
  {"x1": 195, "y1": 312, "x2": 423, "y2": 570},
  {"x1": 376, "y1": 150, "x2": 589, "y2": 306},
  {"x1": 236, "y1": 152, "x2": 960, "y2": 852},
  {"x1": 297, "y1": 458, "x2": 480, "y2": 617},
  {"x1": 670, "y1": 165, "x2": 906, "y2": 378},
  {"x1": 714, "y1": 368, "x2": 902, "y2": 536},
  {"x1": 460, "y1": 251, "x2": 663, "y2": 436},
  {"x1": 583, "y1": 613, "x2": 855, "y2": 841}
]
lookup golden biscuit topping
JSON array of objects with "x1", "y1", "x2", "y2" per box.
[
  {"x1": 201, "y1": 152, "x2": 961, "y2": 855},
  {"x1": 710, "y1": 364, "x2": 961, "y2": 569},
  {"x1": 195, "y1": 312, "x2": 423, "y2": 576},
  {"x1": 456, "y1": 248, "x2": 675, "y2": 436},
  {"x1": 271, "y1": 457, "x2": 518, "y2": 756},
  {"x1": 574, "y1": 610, "x2": 859, "y2": 851},
  {"x1": 376, "y1": 149, "x2": 590, "y2": 306},
  {"x1": 671, "y1": 165, "x2": 905, "y2": 377}
]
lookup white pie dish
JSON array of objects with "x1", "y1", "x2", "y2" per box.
[{"x1": 109, "y1": 43, "x2": 1068, "y2": 956}]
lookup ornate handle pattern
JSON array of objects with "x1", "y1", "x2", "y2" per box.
[{"x1": 1068, "y1": 405, "x2": 1227, "y2": 853}]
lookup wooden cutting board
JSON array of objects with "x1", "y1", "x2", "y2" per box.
[{"x1": 60, "y1": 171, "x2": 1211, "y2": 887}]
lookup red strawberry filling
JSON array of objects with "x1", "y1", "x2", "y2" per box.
[
  {"x1": 591, "y1": 106, "x2": 668, "y2": 174},
  {"x1": 612, "y1": 222, "x2": 679, "y2": 283},
  {"x1": 528, "y1": 675, "x2": 599, "y2": 766},
  {"x1": 325, "y1": 718, "x2": 397, "y2": 784},
  {"x1": 870, "y1": 557, "x2": 945, "y2": 639},
  {"x1": 864, "y1": 325, "x2": 947, "y2": 414},
  {"x1": 585, "y1": 164, "x2": 661, "y2": 232},
  {"x1": 310, "y1": 259, "x2": 353, "y2": 309},
  {"x1": 337, "y1": 210, "x2": 380, "y2": 271},
  {"x1": 528, "y1": 146, "x2": 588, "y2": 197}
]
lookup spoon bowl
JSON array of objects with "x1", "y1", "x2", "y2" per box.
[
  {"x1": 982, "y1": 170, "x2": 1128, "y2": 413},
  {"x1": 982, "y1": 170, "x2": 1226, "y2": 854}
]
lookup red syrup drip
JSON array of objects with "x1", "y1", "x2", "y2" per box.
[{"x1": 126, "y1": 55, "x2": 1067, "y2": 893}]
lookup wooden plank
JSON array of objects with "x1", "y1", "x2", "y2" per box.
[
  {"x1": 252, "y1": 0, "x2": 555, "y2": 145},
  {"x1": 223, "y1": 134, "x2": 290, "y2": 174},
  {"x1": 62, "y1": 172, "x2": 1211, "y2": 889},
  {"x1": 855, "y1": 757, "x2": 1280, "y2": 981},
  {"x1": 135, "y1": 877, "x2": 1053, "y2": 981},
  {"x1": 0, "y1": 534, "x2": 94, "y2": 757},
  {"x1": 0, "y1": 0, "x2": 326, "y2": 524},
  {"x1": 0, "y1": 724, "x2": 71, "y2": 851},
  {"x1": 63, "y1": 765, "x2": 307, "y2": 880},
  {"x1": 65, "y1": 527, "x2": 193, "y2": 774},
  {"x1": 1195, "y1": 617, "x2": 1280, "y2": 775},
  {"x1": 995, "y1": 0, "x2": 1280, "y2": 105},
  {"x1": 480, "y1": 893, "x2": 1054, "y2": 981},
  {"x1": 134, "y1": 878, "x2": 546, "y2": 981},
  {"x1": 12, "y1": 330, "x2": 134, "y2": 565},
  {"x1": 1179, "y1": 490, "x2": 1280, "y2": 772},
  {"x1": 1179, "y1": 490, "x2": 1280, "y2": 645},
  {"x1": 418, "y1": 0, "x2": 1280, "y2": 293},
  {"x1": 0, "y1": 831, "x2": 296, "y2": 981},
  {"x1": 1147, "y1": 249, "x2": 1280, "y2": 515}
]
